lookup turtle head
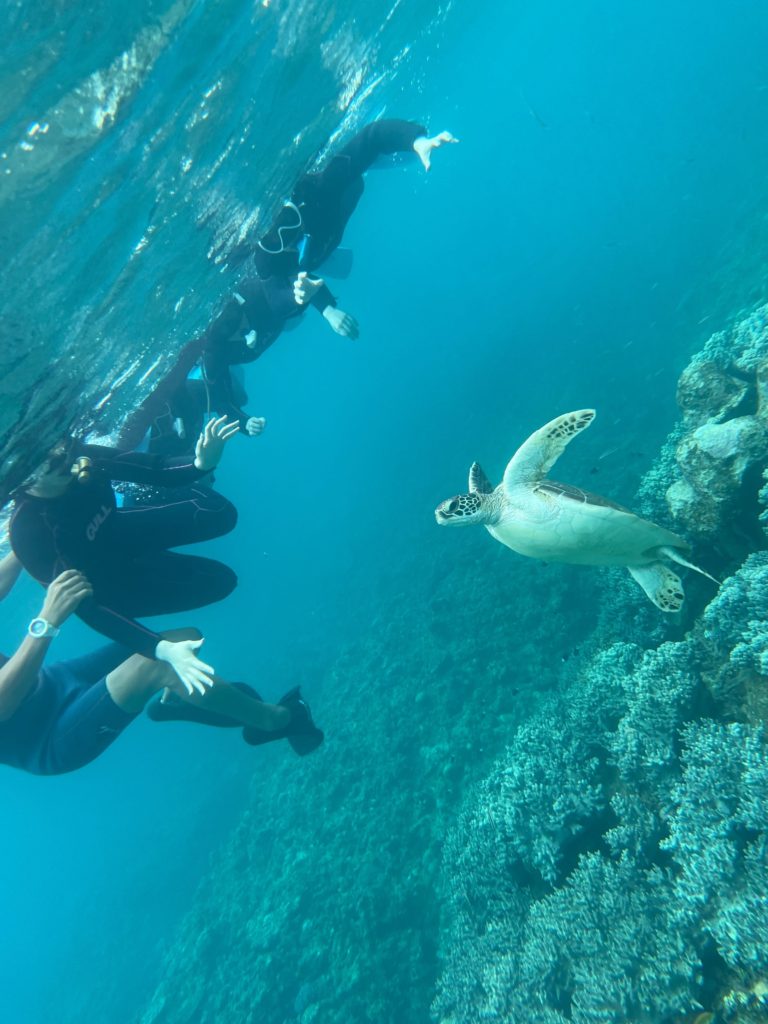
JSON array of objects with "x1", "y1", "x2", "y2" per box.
[{"x1": 435, "y1": 492, "x2": 488, "y2": 526}]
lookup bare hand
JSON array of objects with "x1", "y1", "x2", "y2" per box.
[
  {"x1": 413, "y1": 131, "x2": 459, "y2": 172},
  {"x1": 40, "y1": 570, "x2": 93, "y2": 627},
  {"x1": 293, "y1": 271, "x2": 325, "y2": 306},
  {"x1": 194, "y1": 415, "x2": 240, "y2": 472},
  {"x1": 323, "y1": 306, "x2": 359, "y2": 339},
  {"x1": 155, "y1": 638, "x2": 214, "y2": 696},
  {"x1": 245, "y1": 416, "x2": 267, "y2": 437}
]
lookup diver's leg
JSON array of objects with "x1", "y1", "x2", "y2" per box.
[
  {"x1": 113, "y1": 485, "x2": 237, "y2": 549},
  {"x1": 114, "y1": 552, "x2": 237, "y2": 616},
  {"x1": 104, "y1": 653, "x2": 173, "y2": 713},
  {"x1": 109, "y1": 656, "x2": 288, "y2": 730},
  {"x1": 106, "y1": 629, "x2": 288, "y2": 730},
  {"x1": 183, "y1": 680, "x2": 289, "y2": 731}
]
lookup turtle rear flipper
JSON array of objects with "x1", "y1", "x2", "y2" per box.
[
  {"x1": 628, "y1": 563, "x2": 685, "y2": 612},
  {"x1": 658, "y1": 545, "x2": 720, "y2": 586}
]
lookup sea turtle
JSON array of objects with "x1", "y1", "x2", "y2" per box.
[{"x1": 434, "y1": 409, "x2": 718, "y2": 611}]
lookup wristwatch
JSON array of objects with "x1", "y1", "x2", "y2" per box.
[{"x1": 28, "y1": 617, "x2": 60, "y2": 639}]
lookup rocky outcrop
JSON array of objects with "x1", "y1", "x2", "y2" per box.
[{"x1": 639, "y1": 305, "x2": 768, "y2": 558}]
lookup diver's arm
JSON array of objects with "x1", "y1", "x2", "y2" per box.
[
  {"x1": 0, "y1": 632, "x2": 50, "y2": 721},
  {"x1": 294, "y1": 275, "x2": 357, "y2": 336},
  {"x1": 321, "y1": 306, "x2": 359, "y2": 340},
  {"x1": 75, "y1": 594, "x2": 164, "y2": 660},
  {"x1": 0, "y1": 551, "x2": 23, "y2": 600},
  {"x1": 293, "y1": 272, "x2": 339, "y2": 316},
  {"x1": 0, "y1": 570, "x2": 92, "y2": 721},
  {"x1": 336, "y1": 119, "x2": 428, "y2": 178},
  {"x1": 82, "y1": 445, "x2": 208, "y2": 488},
  {"x1": 73, "y1": 596, "x2": 213, "y2": 691},
  {"x1": 310, "y1": 284, "x2": 337, "y2": 313},
  {"x1": 202, "y1": 348, "x2": 251, "y2": 434},
  {"x1": 412, "y1": 131, "x2": 459, "y2": 172},
  {"x1": 210, "y1": 390, "x2": 250, "y2": 434}
]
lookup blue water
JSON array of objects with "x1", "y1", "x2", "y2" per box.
[{"x1": 2, "y1": 2, "x2": 768, "y2": 1022}]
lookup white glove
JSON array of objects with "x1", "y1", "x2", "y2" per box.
[
  {"x1": 245, "y1": 416, "x2": 267, "y2": 437},
  {"x1": 155, "y1": 638, "x2": 214, "y2": 696},
  {"x1": 293, "y1": 271, "x2": 325, "y2": 306},
  {"x1": 412, "y1": 131, "x2": 459, "y2": 171}
]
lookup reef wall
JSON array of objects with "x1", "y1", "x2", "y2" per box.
[
  {"x1": 433, "y1": 306, "x2": 768, "y2": 1024},
  {"x1": 130, "y1": 306, "x2": 767, "y2": 1024}
]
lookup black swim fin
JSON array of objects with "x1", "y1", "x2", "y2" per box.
[
  {"x1": 146, "y1": 683, "x2": 262, "y2": 729},
  {"x1": 242, "y1": 687, "x2": 324, "y2": 756}
]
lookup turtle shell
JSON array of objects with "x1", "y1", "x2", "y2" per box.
[{"x1": 535, "y1": 480, "x2": 633, "y2": 514}]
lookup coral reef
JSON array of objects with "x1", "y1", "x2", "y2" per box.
[
  {"x1": 637, "y1": 303, "x2": 768, "y2": 560},
  {"x1": 432, "y1": 307, "x2": 768, "y2": 1024},
  {"x1": 133, "y1": 546, "x2": 602, "y2": 1024},
  {"x1": 433, "y1": 557, "x2": 768, "y2": 1024},
  {"x1": 124, "y1": 305, "x2": 768, "y2": 1024}
]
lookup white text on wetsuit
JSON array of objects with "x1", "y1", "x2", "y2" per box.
[{"x1": 86, "y1": 504, "x2": 112, "y2": 542}]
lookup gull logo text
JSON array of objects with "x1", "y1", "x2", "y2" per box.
[{"x1": 86, "y1": 505, "x2": 112, "y2": 542}]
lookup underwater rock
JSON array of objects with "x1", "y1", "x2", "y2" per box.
[
  {"x1": 676, "y1": 360, "x2": 751, "y2": 426},
  {"x1": 669, "y1": 415, "x2": 767, "y2": 539},
  {"x1": 676, "y1": 416, "x2": 766, "y2": 495},
  {"x1": 648, "y1": 306, "x2": 768, "y2": 547}
]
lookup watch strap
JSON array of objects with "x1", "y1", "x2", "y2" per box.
[{"x1": 28, "y1": 617, "x2": 60, "y2": 639}]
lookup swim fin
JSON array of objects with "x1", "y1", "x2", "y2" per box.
[
  {"x1": 146, "y1": 682, "x2": 262, "y2": 729},
  {"x1": 242, "y1": 687, "x2": 324, "y2": 756},
  {"x1": 317, "y1": 247, "x2": 353, "y2": 280}
]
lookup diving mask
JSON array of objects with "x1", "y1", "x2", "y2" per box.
[{"x1": 257, "y1": 200, "x2": 304, "y2": 255}]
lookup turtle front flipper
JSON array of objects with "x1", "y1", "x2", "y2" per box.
[
  {"x1": 503, "y1": 409, "x2": 596, "y2": 495},
  {"x1": 469, "y1": 462, "x2": 493, "y2": 494},
  {"x1": 628, "y1": 563, "x2": 685, "y2": 612}
]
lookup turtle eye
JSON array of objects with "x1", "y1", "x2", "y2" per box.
[{"x1": 448, "y1": 498, "x2": 460, "y2": 514}]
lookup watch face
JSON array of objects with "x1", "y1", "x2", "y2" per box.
[{"x1": 30, "y1": 619, "x2": 47, "y2": 637}]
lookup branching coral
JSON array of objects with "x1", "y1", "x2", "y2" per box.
[
  {"x1": 702, "y1": 551, "x2": 768, "y2": 668},
  {"x1": 662, "y1": 720, "x2": 768, "y2": 980},
  {"x1": 434, "y1": 571, "x2": 768, "y2": 1023}
]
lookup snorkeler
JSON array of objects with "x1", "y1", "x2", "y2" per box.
[
  {"x1": 0, "y1": 552, "x2": 323, "y2": 774},
  {"x1": 251, "y1": 118, "x2": 459, "y2": 340},
  {"x1": 216, "y1": 120, "x2": 459, "y2": 403},
  {"x1": 117, "y1": 118, "x2": 457, "y2": 452},
  {"x1": 9, "y1": 417, "x2": 241, "y2": 692}
]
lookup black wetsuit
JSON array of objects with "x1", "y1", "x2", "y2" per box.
[
  {"x1": 119, "y1": 118, "x2": 428, "y2": 447},
  {"x1": 9, "y1": 446, "x2": 237, "y2": 658},
  {"x1": 203, "y1": 118, "x2": 428, "y2": 430},
  {"x1": 255, "y1": 118, "x2": 427, "y2": 279}
]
